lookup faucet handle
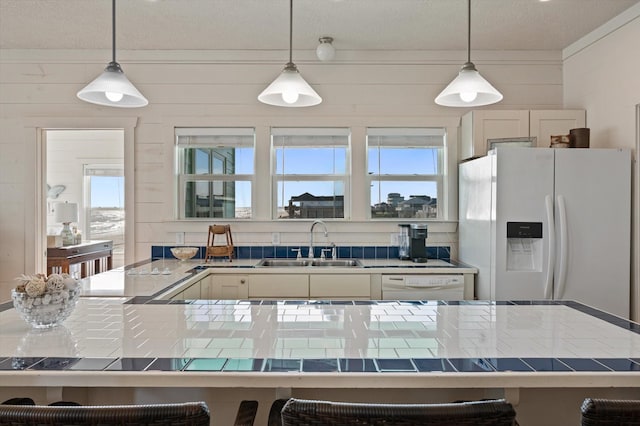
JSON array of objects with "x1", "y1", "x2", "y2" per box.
[
  {"x1": 321, "y1": 248, "x2": 331, "y2": 260},
  {"x1": 291, "y1": 248, "x2": 302, "y2": 260}
]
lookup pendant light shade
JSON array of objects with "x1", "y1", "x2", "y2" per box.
[
  {"x1": 258, "y1": 0, "x2": 321, "y2": 107},
  {"x1": 77, "y1": 0, "x2": 148, "y2": 108},
  {"x1": 435, "y1": 0, "x2": 502, "y2": 107}
]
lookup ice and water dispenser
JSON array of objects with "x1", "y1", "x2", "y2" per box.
[{"x1": 506, "y1": 222, "x2": 543, "y2": 271}]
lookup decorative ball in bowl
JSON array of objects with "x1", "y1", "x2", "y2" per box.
[
  {"x1": 170, "y1": 247, "x2": 199, "y2": 261},
  {"x1": 11, "y1": 274, "x2": 80, "y2": 329}
]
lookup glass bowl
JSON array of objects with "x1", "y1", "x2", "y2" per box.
[
  {"x1": 11, "y1": 287, "x2": 80, "y2": 329},
  {"x1": 170, "y1": 247, "x2": 199, "y2": 261}
]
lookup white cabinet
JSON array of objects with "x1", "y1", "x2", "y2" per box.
[
  {"x1": 208, "y1": 275, "x2": 249, "y2": 299},
  {"x1": 461, "y1": 110, "x2": 529, "y2": 160},
  {"x1": 460, "y1": 109, "x2": 585, "y2": 160},
  {"x1": 182, "y1": 281, "x2": 202, "y2": 299},
  {"x1": 309, "y1": 275, "x2": 371, "y2": 300},
  {"x1": 529, "y1": 110, "x2": 586, "y2": 148},
  {"x1": 170, "y1": 279, "x2": 204, "y2": 300},
  {"x1": 249, "y1": 274, "x2": 309, "y2": 299}
]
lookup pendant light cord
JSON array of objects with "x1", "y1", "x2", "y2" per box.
[
  {"x1": 111, "y1": 0, "x2": 117, "y2": 63},
  {"x1": 288, "y1": 0, "x2": 293, "y2": 64},
  {"x1": 467, "y1": 0, "x2": 471, "y2": 63}
]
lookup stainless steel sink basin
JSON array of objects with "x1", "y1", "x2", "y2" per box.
[
  {"x1": 255, "y1": 258, "x2": 362, "y2": 268},
  {"x1": 310, "y1": 259, "x2": 362, "y2": 267},
  {"x1": 256, "y1": 259, "x2": 312, "y2": 267}
]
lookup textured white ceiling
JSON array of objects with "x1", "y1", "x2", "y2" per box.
[{"x1": 0, "y1": 0, "x2": 638, "y2": 52}]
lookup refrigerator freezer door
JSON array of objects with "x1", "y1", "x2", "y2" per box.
[
  {"x1": 458, "y1": 156, "x2": 493, "y2": 299},
  {"x1": 493, "y1": 148, "x2": 555, "y2": 300},
  {"x1": 553, "y1": 149, "x2": 631, "y2": 318}
]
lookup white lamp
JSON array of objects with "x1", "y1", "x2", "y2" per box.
[
  {"x1": 435, "y1": 0, "x2": 502, "y2": 107},
  {"x1": 77, "y1": 0, "x2": 148, "y2": 108},
  {"x1": 54, "y1": 202, "x2": 78, "y2": 246},
  {"x1": 316, "y1": 37, "x2": 335, "y2": 62},
  {"x1": 258, "y1": 0, "x2": 322, "y2": 107}
]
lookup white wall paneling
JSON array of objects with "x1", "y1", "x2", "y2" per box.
[
  {"x1": 0, "y1": 44, "x2": 620, "y2": 301},
  {"x1": 563, "y1": 13, "x2": 640, "y2": 320}
]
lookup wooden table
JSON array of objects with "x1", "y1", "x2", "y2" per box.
[{"x1": 47, "y1": 240, "x2": 113, "y2": 278}]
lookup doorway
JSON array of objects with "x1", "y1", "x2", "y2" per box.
[
  {"x1": 635, "y1": 104, "x2": 640, "y2": 321},
  {"x1": 46, "y1": 129, "x2": 125, "y2": 269}
]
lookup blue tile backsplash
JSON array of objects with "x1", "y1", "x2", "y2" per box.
[{"x1": 152, "y1": 245, "x2": 451, "y2": 261}]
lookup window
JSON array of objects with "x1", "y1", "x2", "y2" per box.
[
  {"x1": 176, "y1": 128, "x2": 254, "y2": 219},
  {"x1": 367, "y1": 128, "x2": 445, "y2": 219},
  {"x1": 83, "y1": 164, "x2": 125, "y2": 268},
  {"x1": 272, "y1": 128, "x2": 350, "y2": 219}
]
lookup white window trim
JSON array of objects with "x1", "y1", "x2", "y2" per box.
[
  {"x1": 271, "y1": 128, "x2": 351, "y2": 220},
  {"x1": 175, "y1": 127, "x2": 255, "y2": 220},
  {"x1": 366, "y1": 127, "x2": 446, "y2": 220}
]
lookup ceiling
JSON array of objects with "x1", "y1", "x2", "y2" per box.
[{"x1": 0, "y1": 0, "x2": 638, "y2": 53}]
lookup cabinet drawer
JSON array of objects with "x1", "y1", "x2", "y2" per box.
[
  {"x1": 210, "y1": 275, "x2": 249, "y2": 299},
  {"x1": 249, "y1": 274, "x2": 309, "y2": 298},
  {"x1": 309, "y1": 275, "x2": 370, "y2": 298}
]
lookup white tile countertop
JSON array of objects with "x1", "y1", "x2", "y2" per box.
[
  {"x1": 69, "y1": 258, "x2": 477, "y2": 298},
  {"x1": 1, "y1": 298, "x2": 639, "y2": 388},
  {"x1": 1, "y1": 271, "x2": 639, "y2": 425}
]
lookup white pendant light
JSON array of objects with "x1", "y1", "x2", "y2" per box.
[
  {"x1": 258, "y1": 0, "x2": 322, "y2": 107},
  {"x1": 435, "y1": 0, "x2": 502, "y2": 107},
  {"x1": 77, "y1": 0, "x2": 148, "y2": 108}
]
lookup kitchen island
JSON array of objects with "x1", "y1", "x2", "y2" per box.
[{"x1": 0, "y1": 260, "x2": 639, "y2": 425}]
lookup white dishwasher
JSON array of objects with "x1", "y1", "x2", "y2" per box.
[{"x1": 381, "y1": 274, "x2": 465, "y2": 300}]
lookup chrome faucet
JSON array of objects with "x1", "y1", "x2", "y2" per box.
[{"x1": 308, "y1": 220, "x2": 328, "y2": 259}]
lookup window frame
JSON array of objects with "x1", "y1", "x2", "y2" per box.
[
  {"x1": 366, "y1": 127, "x2": 446, "y2": 220},
  {"x1": 271, "y1": 127, "x2": 351, "y2": 220},
  {"x1": 175, "y1": 127, "x2": 255, "y2": 220}
]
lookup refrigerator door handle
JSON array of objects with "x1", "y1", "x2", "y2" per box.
[
  {"x1": 544, "y1": 195, "x2": 555, "y2": 299},
  {"x1": 556, "y1": 195, "x2": 569, "y2": 299}
]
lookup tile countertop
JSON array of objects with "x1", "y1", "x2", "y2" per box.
[
  {"x1": 71, "y1": 258, "x2": 477, "y2": 298},
  {"x1": 0, "y1": 299, "x2": 639, "y2": 391}
]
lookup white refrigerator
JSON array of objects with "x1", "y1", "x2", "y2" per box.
[{"x1": 458, "y1": 148, "x2": 631, "y2": 318}]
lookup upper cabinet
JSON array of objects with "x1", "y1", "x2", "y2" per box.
[
  {"x1": 529, "y1": 110, "x2": 586, "y2": 149},
  {"x1": 460, "y1": 109, "x2": 586, "y2": 160}
]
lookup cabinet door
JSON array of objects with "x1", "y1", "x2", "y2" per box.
[
  {"x1": 529, "y1": 110, "x2": 586, "y2": 148},
  {"x1": 170, "y1": 291, "x2": 185, "y2": 300},
  {"x1": 249, "y1": 274, "x2": 309, "y2": 299},
  {"x1": 210, "y1": 275, "x2": 249, "y2": 299},
  {"x1": 461, "y1": 110, "x2": 530, "y2": 159},
  {"x1": 181, "y1": 281, "x2": 201, "y2": 299},
  {"x1": 309, "y1": 275, "x2": 371, "y2": 299}
]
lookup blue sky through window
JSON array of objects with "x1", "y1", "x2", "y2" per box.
[{"x1": 90, "y1": 176, "x2": 124, "y2": 208}]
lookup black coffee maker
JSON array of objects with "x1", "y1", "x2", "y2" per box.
[{"x1": 408, "y1": 223, "x2": 428, "y2": 263}]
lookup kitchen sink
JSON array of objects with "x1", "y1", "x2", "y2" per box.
[
  {"x1": 310, "y1": 259, "x2": 362, "y2": 267},
  {"x1": 255, "y1": 258, "x2": 362, "y2": 268}
]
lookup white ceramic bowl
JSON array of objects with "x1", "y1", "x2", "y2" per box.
[
  {"x1": 170, "y1": 247, "x2": 199, "y2": 261},
  {"x1": 12, "y1": 287, "x2": 80, "y2": 329}
]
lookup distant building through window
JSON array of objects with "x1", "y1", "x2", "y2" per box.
[
  {"x1": 176, "y1": 128, "x2": 254, "y2": 219},
  {"x1": 272, "y1": 128, "x2": 350, "y2": 220},
  {"x1": 367, "y1": 128, "x2": 445, "y2": 219},
  {"x1": 287, "y1": 193, "x2": 344, "y2": 218}
]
